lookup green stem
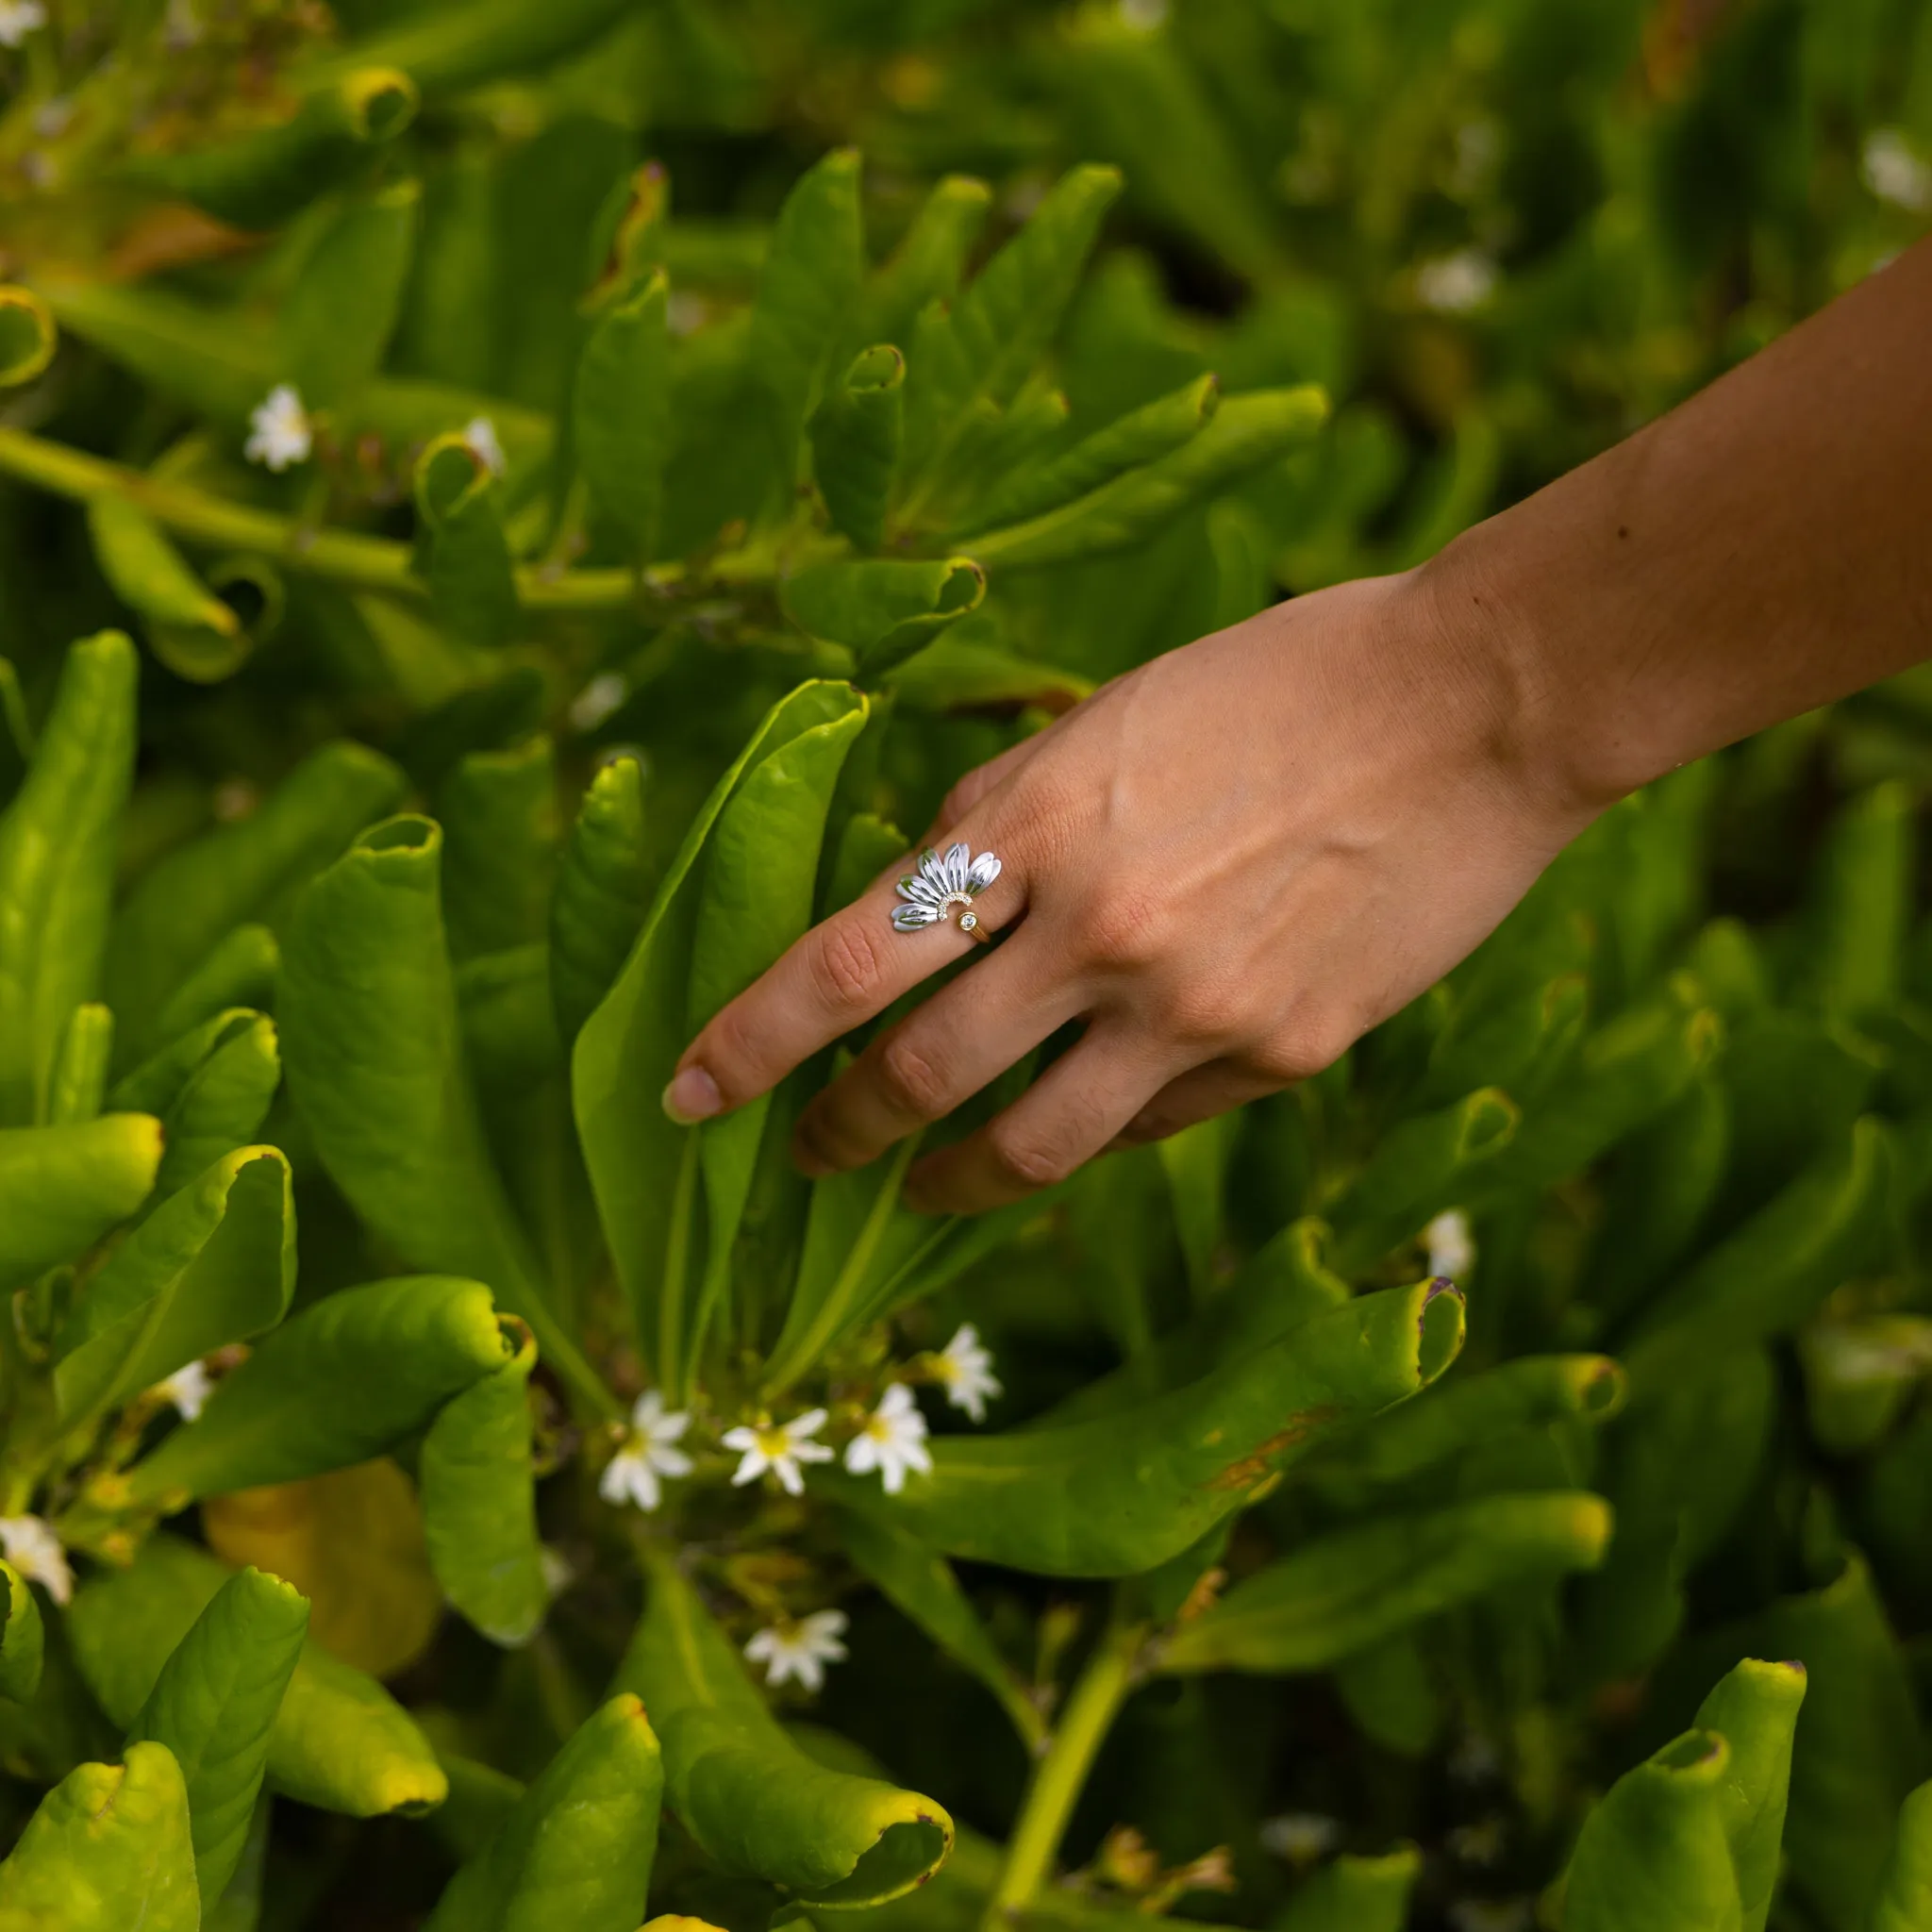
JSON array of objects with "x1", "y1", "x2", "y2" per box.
[{"x1": 982, "y1": 1612, "x2": 1148, "y2": 1930}]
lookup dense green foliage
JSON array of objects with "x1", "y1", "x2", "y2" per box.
[{"x1": 1, "y1": 1, "x2": 1931, "y2": 1927}]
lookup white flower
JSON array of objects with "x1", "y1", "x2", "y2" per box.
[
  {"x1": 722, "y1": 1408, "x2": 834, "y2": 1496},
  {"x1": 598, "y1": 1390, "x2": 693, "y2": 1514},
  {"x1": 569, "y1": 672, "x2": 629, "y2": 732},
  {"x1": 462, "y1": 415, "x2": 507, "y2": 476},
  {"x1": 244, "y1": 385, "x2": 312, "y2": 472},
  {"x1": 892, "y1": 841, "x2": 1002, "y2": 935},
  {"x1": 934, "y1": 1324, "x2": 1001, "y2": 1424},
  {"x1": 156, "y1": 1360, "x2": 213, "y2": 1422},
  {"x1": 744, "y1": 1608, "x2": 848, "y2": 1692},
  {"x1": 0, "y1": 1516, "x2": 73, "y2": 1606},
  {"x1": 1863, "y1": 130, "x2": 1932, "y2": 213},
  {"x1": 666, "y1": 291, "x2": 709, "y2": 338},
  {"x1": 1424, "y1": 1208, "x2": 1475, "y2": 1283},
  {"x1": 1258, "y1": 1812, "x2": 1340, "y2": 1865},
  {"x1": 843, "y1": 1383, "x2": 933, "y2": 1495},
  {"x1": 0, "y1": 2, "x2": 47, "y2": 49},
  {"x1": 1415, "y1": 249, "x2": 1497, "y2": 314}
]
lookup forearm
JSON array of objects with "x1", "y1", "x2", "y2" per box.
[{"x1": 1427, "y1": 235, "x2": 1932, "y2": 814}]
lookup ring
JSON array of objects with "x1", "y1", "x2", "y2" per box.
[{"x1": 891, "y1": 842, "x2": 1001, "y2": 945}]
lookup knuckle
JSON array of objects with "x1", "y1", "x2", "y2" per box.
[
  {"x1": 874, "y1": 1034, "x2": 952, "y2": 1121},
  {"x1": 812, "y1": 919, "x2": 887, "y2": 1011},
  {"x1": 701, "y1": 1007, "x2": 765, "y2": 1094},
  {"x1": 985, "y1": 1124, "x2": 1075, "y2": 1192},
  {"x1": 1255, "y1": 1016, "x2": 1353, "y2": 1086},
  {"x1": 1154, "y1": 980, "x2": 1248, "y2": 1050},
  {"x1": 1077, "y1": 891, "x2": 1169, "y2": 973}
]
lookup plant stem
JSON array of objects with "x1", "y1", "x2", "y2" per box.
[{"x1": 981, "y1": 1611, "x2": 1149, "y2": 1930}]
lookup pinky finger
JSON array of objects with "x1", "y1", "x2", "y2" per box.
[{"x1": 1106, "y1": 1060, "x2": 1288, "y2": 1150}]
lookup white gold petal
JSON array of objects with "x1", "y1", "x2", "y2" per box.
[
  {"x1": 897, "y1": 876, "x2": 939, "y2": 905},
  {"x1": 916, "y1": 849, "x2": 949, "y2": 892},
  {"x1": 892, "y1": 903, "x2": 941, "y2": 930},
  {"x1": 942, "y1": 841, "x2": 971, "y2": 892},
  {"x1": 966, "y1": 853, "x2": 1002, "y2": 893}
]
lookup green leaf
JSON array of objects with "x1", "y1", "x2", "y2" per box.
[
  {"x1": 858, "y1": 175, "x2": 992, "y2": 351},
  {"x1": 425, "y1": 1694, "x2": 662, "y2": 1932},
  {"x1": 283, "y1": 180, "x2": 421, "y2": 408},
  {"x1": 416, "y1": 435, "x2": 520, "y2": 649},
  {"x1": 132, "y1": 67, "x2": 419, "y2": 230},
  {"x1": 0, "y1": 1113, "x2": 163, "y2": 1293},
  {"x1": 0, "y1": 1561, "x2": 43, "y2": 1705},
  {"x1": 149, "y1": 1012, "x2": 281, "y2": 1199},
  {"x1": 615, "y1": 1554, "x2": 953, "y2": 1907},
  {"x1": 47, "y1": 1002, "x2": 112, "y2": 1125},
  {"x1": 108, "y1": 738, "x2": 406, "y2": 1063},
  {"x1": 1693, "y1": 1658, "x2": 1808, "y2": 1932},
  {"x1": 1805, "y1": 782, "x2": 1912, "y2": 1019},
  {"x1": 782, "y1": 558, "x2": 986, "y2": 678},
  {"x1": 551, "y1": 755, "x2": 652, "y2": 1046},
  {"x1": 204, "y1": 1798, "x2": 271, "y2": 1932},
  {"x1": 748, "y1": 148, "x2": 866, "y2": 487},
  {"x1": 125, "y1": 1274, "x2": 513, "y2": 1506},
  {"x1": 1563, "y1": 1731, "x2": 1745, "y2": 1932},
  {"x1": 1332, "y1": 1634, "x2": 1441, "y2": 1759},
  {"x1": 149, "y1": 555, "x2": 283, "y2": 687},
  {"x1": 68, "y1": 1535, "x2": 447, "y2": 1819},
  {"x1": 55, "y1": 1146, "x2": 292, "y2": 1426},
  {"x1": 810, "y1": 345, "x2": 905, "y2": 551},
  {"x1": 958, "y1": 373, "x2": 1219, "y2": 538},
  {"x1": 440, "y1": 735, "x2": 558, "y2": 962},
  {"x1": 1157, "y1": 1492, "x2": 1611, "y2": 1674},
  {"x1": 828, "y1": 1279, "x2": 1466, "y2": 1577},
  {"x1": 1624, "y1": 1117, "x2": 1896, "y2": 1393},
  {"x1": 1870, "y1": 1782, "x2": 1932, "y2": 1932},
  {"x1": 421, "y1": 1319, "x2": 546, "y2": 1648},
  {"x1": 834, "y1": 1506, "x2": 1043, "y2": 1750},
  {"x1": 0, "y1": 1740, "x2": 198, "y2": 1932},
  {"x1": 0, "y1": 632, "x2": 137, "y2": 1126},
  {"x1": 86, "y1": 495, "x2": 242, "y2": 662},
  {"x1": 310, "y1": 0, "x2": 638, "y2": 99},
  {"x1": 0, "y1": 658, "x2": 30, "y2": 810},
  {"x1": 150, "y1": 926, "x2": 280, "y2": 1055},
  {"x1": 574, "y1": 682, "x2": 861, "y2": 1382},
  {"x1": 882, "y1": 636, "x2": 1092, "y2": 719},
  {"x1": 279, "y1": 814, "x2": 597, "y2": 1405},
  {"x1": 575, "y1": 271, "x2": 673, "y2": 560},
  {"x1": 0, "y1": 285, "x2": 56, "y2": 388},
  {"x1": 125, "y1": 1567, "x2": 309, "y2": 1907},
  {"x1": 963, "y1": 387, "x2": 1326, "y2": 572},
  {"x1": 1274, "y1": 1848, "x2": 1421, "y2": 1932}
]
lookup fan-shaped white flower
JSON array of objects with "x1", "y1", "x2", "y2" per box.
[
  {"x1": 843, "y1": 1383, "x2": 933, "y2": 1494},
  {"x1": 935, "y1": 1323, "x2": 1002, "y2": 1423},
  {"x1": 722, "y1": 1408, "x2": 834, "y2": 1495},
  {"x1": 0, "y1": 3, "x2": 48, "y2": 49},
  {"x1": 244, "y1": 384, "x2": 312, "y2": 471},
  {"x1": 599, "y1": 1390, "x2": 693, "y2": 1513},
  {"x1": 744, "y1": 1608, "x2": 848, "y2": 1692},
  {"x1": 156, "y1": 1360, "x2": 213, "y2": 1422},
  {"x1": 892, "y1": 841, "x2": 1001, "y2": 934},
  {"x1": 0, "y1": 1515, "x2": 72, "y2": 1606}
]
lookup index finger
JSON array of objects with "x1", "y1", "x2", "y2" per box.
[{"x1": 662, "y1": 832, "x2": 1024, "y2": 1124}]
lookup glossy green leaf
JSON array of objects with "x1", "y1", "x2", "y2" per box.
[
  {"x1": 883, "y1": 636, "x2": 1091, "y2": 718},
  {"x1": 1624, "y1": 1116, "x2": 1895, "y2": 1393},
  {"x1": 1806, "y1": 782, "x2": 1912, "y2": 1019},
  {"x1": 964, "y1": 388, "x2": 1327, "y2": 572},
  {"x1": 0, "y1": 1740, "x2": 198, "y2": 1932},
  {"x1": 109, "y1": 739, "x2": 406, "y2": 1061},
  {"x1": 1332, "y1": 1631, "x2": 1441, "y2": 1758},
  {"x1": 111, "y1": 1008, "x2": 254, "y2": 1117},
  {"x1": 551, "y1": 755, "x2": 651, "y2": 1045},
  {"x1": 425, "y1": 1694, "x2": 662, "y2": 1932},
  {"x1": 283, "y1": 180, "x2": 421, "y2": 408},
  {"x1": 575, "y1": 682, "x2": 859, "y2": 1382},
  {"x1": 0, "y1": 286, "x2": 56, "y2": 388},
  {"x1": 416, "y1": 435, "x2": 520, "y2": 649},
  {"x1": 1694, "y1": 1657, "x2": 1807, "y2": 1932},
  {"x1": 1799, "y1": 1314, "x2": 1932, "y2": 1456},
  {"x1": 125, "y1": 1274, "x2": 512, "y2": 1505},
  {"x1": 0, "y1": 1113, "x2": 163, "y2": 1293},
  {"x1": 748, "y1": 148, "x2": 866, "y2": 485},
  {"x1": 125, "y1": 1567, "x2": 309, "y2": 1907},
  {"x1": 958, "y1": 373, "x2": 1219, "y2": 537},
  {"x1": 0, "y1": 632, "x2": 137, "y2": 1126},
  {"x1": 1158, "y1": 1492, "x2": 1610, "y2": 1673},
  {"x1": 575, "y1": 271, "x2": 673, "y2": 559},
  {"x1": 151, "y1": 926, "x2": 279, "y2": 1053},
  {"x1": 440, "y1": 735, "x2": 558, "y2": 962},
  {"x1": 86, "y1": 494, "x2": 241, "y2": 664},
  {"x1": 421, "y1": 1319, "x2": 546, "y2": 1648},
  {"x1": 858, "y1": 175, "x2": 992, "y2": 351},
  {"x1": 0, "y1": 1561, "x2": 43, "y2": 1705},
  {"x1": 204, "y1": 1798, "x2": 271, "y2": 1932},
  {"x1": 1870, "y1": 1781, "x2": 1932, "y2": 1932},
  {"x1": 0, "y1": 658, "x2": 29, "y2": 808},
  {"x1": 1274, "y1": 1848, "x2": 1420, "y2": 1932},
  {"x1": 314, "y1": 0, "x2": 638, "y2": 99},
  {"x1": 810, "y1": 344, "x2": 906, "y2": 552},
  {"x1": 150, "y1": 1012, "x2": 280, "y2": 1198},
  {"x1": 69, "y1": 1535, "x2": 447, "y2": 1818},
  {"x1": 47, "y1": 1002, "x2": 111, "y2": 1126},
  {"x1": 1564, "y1": 1730, "x2": 1745, "y2": 1932},
  {"x1": 615, "y1": 1554, "x2": 953, "y2": 1907},
  {"x1": 1157, "y1": 1111, "x2": 1235, "y2": 1301},
  {"x1": 134, "y1": 67, "x2": 419, "y2": 229},
  {"x1": 150, "y1": 554, "x2": 283, "y2": 686},
  {"x1": 835, "y1": 1506, "x2": 1043, "y2": 1749},
  {"x1": 278, "y1": 813, "x2": 597, "y2": 1403},
  {"x1": 782, "y1": 558, "x2": 986, "y2": 678},
  {"x1": 829, "y1": 1279, "x2": 1465, "y2": 1576},
  {"x1": 54, "y1": 1145, "x2": 293, "y2": 1426}
]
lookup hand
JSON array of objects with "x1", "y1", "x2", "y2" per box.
[{"x1": 664, "y1": 568, "x2": 1587, "y2": 1213}]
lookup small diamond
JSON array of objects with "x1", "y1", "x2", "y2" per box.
[{"x1": 959, "y1": 913, "x2": 977, "y2": 930}]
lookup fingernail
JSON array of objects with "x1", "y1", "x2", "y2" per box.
[{"x1": 661, "y1": 1066, "x2": 723, "y2": 1124}]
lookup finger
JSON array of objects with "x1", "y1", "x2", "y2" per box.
[
  {"x1": 904, "y1": 1030, "x2": 1177, "y2": 1214},
  {"x1": 1106, "y1": 1060, "x2": 1286, "y2": 1150},
  {"x1": 792, "y1": 928, "x2": 1086, "y2": 1176},
  {"x1": 667, "y1": 824, "x2": 1026, "y2": 1123}
]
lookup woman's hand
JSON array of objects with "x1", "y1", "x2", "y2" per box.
[{"x1": 663, "y1": 567, "x2": 1587, "y2": 1212}]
